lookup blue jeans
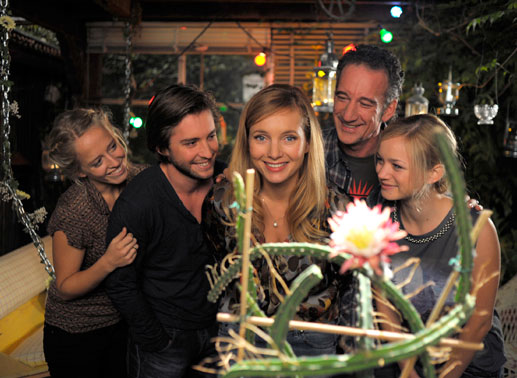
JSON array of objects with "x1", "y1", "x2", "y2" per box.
[
  {"x1": 128, "y1": 324, "x2": 218, "y2": 378},
  {"x1": 219, "y1": 322, "x2": 339, "y2": 377}
]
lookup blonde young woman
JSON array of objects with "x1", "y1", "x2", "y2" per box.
[
  {"x1": 204, "y1": 84, "x2": 356, "y2": 361},
  {"x1": 369, "y1": 114, "x2": 505, "y2": 378},
  {"x1": 43, "y1": 108, "x2": 146, "y2": 378}
]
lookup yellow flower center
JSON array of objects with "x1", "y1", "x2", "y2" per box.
[{"x1": 347, "y1": 226, "x2": 374, "y2": 250}]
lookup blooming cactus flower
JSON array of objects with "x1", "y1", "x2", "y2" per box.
[{"x1": 328, "y1": 199, "x2": 408, "y2": 276}]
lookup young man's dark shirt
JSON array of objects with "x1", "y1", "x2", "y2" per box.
[{"x1": 104, "y1": 161, "x2": 225, "y2": 352}]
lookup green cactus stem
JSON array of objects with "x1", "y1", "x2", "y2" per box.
[
  {"x1": 434, "y1": 131, "x2": 473, "y2": 302},
  {"x1": 222, "y1": 295, "x2": 475, "y2": 377},
  {"x1": 355, "y1": 272, "x2": 375, "y2": 378},
  {"x1": 271, "y1": 265, "x2": 323, "y2": 355}
]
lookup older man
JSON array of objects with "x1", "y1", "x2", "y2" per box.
[{"x1": 324, "y1": 45, "x2": 404, "y2": 200}]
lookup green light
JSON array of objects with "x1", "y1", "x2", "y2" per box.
[
  {"x1": 380, "y1": 28, "x2": 393, "y2": 43},
  {"x1": 219, "y1": 104, "x2": 228, "y2": 112},
  {"x1": 130, "y1": 116, "x2": 143, "y2": 128}
]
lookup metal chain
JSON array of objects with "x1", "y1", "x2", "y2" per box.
[
  {"x1": 5, "y1": 183, "x2": 56, "y2": 278},
  {"x1": 0, "y1": 0, "x2": 13, "y2": 181},
  {"x1": 0, "y1": 0, "x2": 55, "y2": 279},
  {"x1": 393, "y1": 206, "x2": 456, "y2": 244},
  {"x1": 122, "y1": 21, "x2": 132, "y2": 141}
]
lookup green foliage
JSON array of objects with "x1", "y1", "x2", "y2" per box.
[
  {"x1": 389, "y1": 0, "x2": 517, "y2": 285},
  {"x1": 15, "y1": 24, "x2": 59, "y2": 47}
]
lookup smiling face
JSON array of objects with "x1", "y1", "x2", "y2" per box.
[
  {"x1": 375, "y1": 135, "x2": 421, "y2": 201},
  {"x1": 74, "y1": 125, "x2": 128, "y2": 192},
  {"x1": 248, "y1": 107, "x2": 309, "y2": 192},
  {"x1": 159, "y1": 109, "x2": 219, "y2": 181},
  {"x1": 333, "y1": 64, "x2": 397, "y2": 157}
]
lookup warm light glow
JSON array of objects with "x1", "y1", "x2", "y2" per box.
[
  {"x1": 342, "y1": 43, "x2": 356, "y2": 55},
  {"x1": 317, "y1": 70, "x2": 326, "y2": 78},
  {"x1": 254, "y1": 52, "x2": 266, "y2": 66}
]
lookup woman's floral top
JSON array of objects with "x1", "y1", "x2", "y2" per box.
[{"x1": 203, "y1": 180, "x2": 357, "y2": 332}]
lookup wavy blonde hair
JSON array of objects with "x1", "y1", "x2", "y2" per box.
[
  {"x1": 47, "y1": 108, "x2": 128, "y2": 183},
  {"x1": 379, "y1": 114, "x2": 459, "y2": 201},
  {"x1": 225, "y1": 84, "x2": 327, "y2": 242}
]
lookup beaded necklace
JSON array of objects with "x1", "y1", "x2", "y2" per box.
[{"x1": 393, "y1": 205, "x2": 455, "y2": 244}]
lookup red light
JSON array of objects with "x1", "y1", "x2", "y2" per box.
[
  {"x1": 180, "y1": 26, "x2": 187, "y2": 30},
  {"x1": 148, "y1": 96, "x2": 155, "y2": 106},
  {"x1": 343, "y1": 44, "x2": 357, "y2": 55},
  {"x1": 254, "y1": 52, "x2": 266, "y2": 66}
]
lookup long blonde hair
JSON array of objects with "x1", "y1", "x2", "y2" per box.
[
  {"x1": 225, "y1": 84, "x2": 327, "y2": 242},
  {"x1": 379, "y1": 114, "x2": 459, "y2": 200}
]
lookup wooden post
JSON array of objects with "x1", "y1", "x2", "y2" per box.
[
  {"x1": 237, "y1": 169, "x2": 255, "y2": 361},
  {"x1": 177, "y1": 55, "x2": 187, "y2": 84}
]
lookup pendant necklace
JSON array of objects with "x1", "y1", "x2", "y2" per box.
[{"x1": 261, "y1": 197, "x2": 285, "y2": 228}]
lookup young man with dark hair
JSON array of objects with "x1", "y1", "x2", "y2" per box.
[{"x1": 105, "y1": 84, "x2": 224, "y2": 377}]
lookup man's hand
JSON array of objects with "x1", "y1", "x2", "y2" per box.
[
  {"x1": 466, "y1": 195, "x2": 483, "y2": 212},
  {"x1": 215, "y1": 167, "x2": 230, "y2": 184}
]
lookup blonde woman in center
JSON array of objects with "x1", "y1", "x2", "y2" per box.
[{"x1": 204, "y1": 84, "x2": 356, "y2": 366}]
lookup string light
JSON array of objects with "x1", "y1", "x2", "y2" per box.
[
  {"x1": 129, "y1": 116, "x2": 143, "y2": 128},
  {"x1": 254, "y1": 52, "x2": 266, "y2": 67},
  {"x1": 390, "y1": 6, "x2": 403, "y2": 18},
  {"x1": 342, "y1": 43, "x2": 356, "y2": 55},
  {"x1": 379, "y1": 28, "x2": 393, "y2": 43}
]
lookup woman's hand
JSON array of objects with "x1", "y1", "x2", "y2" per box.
[
  {"x1": 53, "y1": 228, "x2": 138, "y2": 301},
  {"x1": 103, "y1": 227, "x2": 138, "y2": 271}
]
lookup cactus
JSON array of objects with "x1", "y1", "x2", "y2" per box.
[
  {"x1": 207, "y1": 129, "x2": 477, "y2": 377},
  {"x1": 223, "y1": 295, "x2": 475, "y2": 377},
  {"x1": 355, "y1": 272, "x2": 375, "y2": 378}
]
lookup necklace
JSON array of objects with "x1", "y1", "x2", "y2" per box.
[
  {"x1": 261, "y1": 197, "x2": 285, "y2": 228},
  {"x1": 393, "y1": 205, "x2": 455, "y2": 244}
]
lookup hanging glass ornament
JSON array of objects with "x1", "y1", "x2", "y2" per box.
[
  {"x1": 437, "y1": 67, "x2": 460, "y2": 116},
  {"x1": 405, "y1": 83, "x2": 429, "y2": 117},
  {"x1": 312, "y1": 35, "x2": 339, "y2": 113},
  {"x1": 503, "y1": 116, "x2": 517, "y2": 158},
  {"x1": 474, "y1": 104, "x2": 499, "y2": 125}
]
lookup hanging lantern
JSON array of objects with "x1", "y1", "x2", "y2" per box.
[
  {"x1": 503, "y1": 119, "x2": 517, "y2": 158},
  {"x1": 474, "y1": 104, "x2": 499, "y2": 125},
  {"x1": 312, "y1": 36, "x2": 339, "y2": 113},
  {"x1": 405, "y1": 83, "x2": 429, "y2": 117},
  {"x1": 41, "y1": 150, "x2": 64, "y2": 182},
  {"x1": 437, "y1": 67, "x2": 460, "y2": 116}
]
